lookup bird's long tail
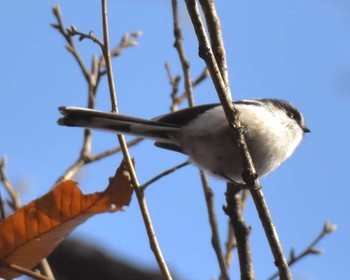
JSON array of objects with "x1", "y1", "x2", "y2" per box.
[{"x1": 58, "y1": 106, "x2": 180, "y2": 143}]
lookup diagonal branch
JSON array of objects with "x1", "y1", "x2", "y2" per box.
[
  {"x1": 170, "y1": 1, "x2": 229, "y2": 278},
  {"x1": 198, "y1": 0, "x2": 230, "y2": 88},
  {"x1": 51, "y1": 6, "x2": 91, "y2": 82},
  {"x1": 224, "y1": 183, "x2": 254, "y2": 279},
  {"x1": 141, "y1": 161, "x2": 190, "y2": 191},
  {"x1": 100, "y1": 0, "x2": 172, "y2": 279},
  {"x1": 0, "y1": 157, "x2": 21, "y2": 211},
  {"x1": 268, "y1": 221, "x2": 337, "y2": 280},
  {"x1": 171, "y1": 0, "x2": 195, "y2": 107},
  {"x1": 184, "y1": 1, "x2": 292, "y2": 279},
  {"x1": 200, "y1": 172, "x2": 230, "y2": 280}
]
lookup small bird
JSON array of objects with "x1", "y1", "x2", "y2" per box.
[{"x1": 58, "y1": 99, "x2": 310, "y2": 183}]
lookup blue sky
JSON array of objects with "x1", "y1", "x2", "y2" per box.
[{"x1": 1, "y1": 1, "x2": 349, "y2": 279}]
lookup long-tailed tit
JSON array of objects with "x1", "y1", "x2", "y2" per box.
[{"x1": 58, "y1": 99, "x2": 310, "y2": 183}]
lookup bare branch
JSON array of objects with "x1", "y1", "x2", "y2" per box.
[
  {"x1": 168, "y1": 2, "x2": 230, "y2": 278},
  {"x1": 100, "y1": 1, "x2": 172, "y2": 278},
  {"x1": 193, "y1": 67, "x2": 210, "y2": 87},
  {"x1": 56, "y1": 138, "x2": 142, "y2": 184},
  {"x1": 224, "y1": 224, "x2": 236, "y2": 268},
  {"x1": 171, "y1": 67, "x2": 209, "y2": 111},
  {"x1": 267, "y1": 221, "x2": 337, "y2": 280},
  {"x1": 51, "y1": 5, "x2": 91, "y2": 82},
  {"x1": 110, "y1": 32, "x2": 143, "y2": 58},
  {"x1": 91, "y1": 138, "x2": 143, "y2": 161},
  {"x1": 171, "y1": 0, "x2": 195, "y2": 108},
  {"x1": 0, "y1": 262, "x2": 53, "y2": 280},
  {"x1": 184, "y1": 1, "x2": 292, "y2": 278},
  {"x1": 224, "y1": 189, "x2": 250, "y2": 269},
  {"x1": 141, "y1": 161, "x2": 190, "y2": 191},
  {"x1": 198, "y1": 0, "x2": 230, "y2": 88},
  {"x1": 169, "y1": 2, "x2": 229, "y2": 278},
  {"x1": 224, "y1": 183, "x2": 254, "y2": 279},
  {"x1": 0, "y1": 157, "x2": 21, "y2": 211},
  {"x1": 66, "y1": 26, "x2": 104, "y2": 49},
  {"x1": 165, "y1": 62, "x2": 181, "y2": 112},
  {"x1": 200, "y1": 172, "x2": 230, "y2": 280}
]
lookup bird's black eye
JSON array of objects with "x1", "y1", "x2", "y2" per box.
[{"x1": 287, "y1": 112, "x2": 295, "y2": 119}]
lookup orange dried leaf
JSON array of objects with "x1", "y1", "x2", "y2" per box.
[{"x1": 0, "y1": 161, "x2": 133, "y2": 279}]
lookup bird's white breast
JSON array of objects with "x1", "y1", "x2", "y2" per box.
[{"x1": 175, "y1": 104, "x2": 303, "y2": 182}]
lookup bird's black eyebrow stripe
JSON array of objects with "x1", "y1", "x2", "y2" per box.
[
  {"x1": 258, "y1": 99, "x2": 297, "y2": 112},
  {"x1": 257, "y1": 99, "x2": 304, "y2": 125}
]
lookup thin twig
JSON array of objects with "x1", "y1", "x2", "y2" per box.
[
  {"x1": 100, "y1": 0, "x2": 172, "y2": 278},
  {"x1": 200, "y1": 172, "x2": 230, "y2": 280},
  {"x1": 224, "y1": 189, "x2": 250, "y2": 268},
  {"x1": 101, "y1": 0, "x2": 118, "y2": 113},
  {"x1": 224, "y1": 183, "x2": 254, "y2": 279},
  {"x1": 224, "y1": 223, "x2": 236, "y2": 268},
  {"x1": 56, "y1": 138, "x2": 142, "y2": 184},
  {"x1": 39, "y1": 259, "x2": 55, "y2": 279},
  {"x1": 0, "y1": 157, "x2": 21, "y2": 210},
  {"x1": 267, "y1": 221, "x2": 337, "y2": 280},
  {"x1": 170, "y1": 2, "x2": 229, "y2": 278},
  {"x1": 171, "y1": 0, "x2": 195, "y2": 107},
  {"x1": 198, "y1": 0, "x2": 230, "y2": 88},
  {"x1": 141, "y1": 161, "x2": 190, "y2": 191},
  {"x1": 110, "y1": 32, "x2": 143, "y2": 58},
  {"x1": 51, "y1": 6, "x2": 91, "y2": 82},
  {"x1": 171, "y1": 67, "x2": 209, "y2": 111},
  {"x1": 52, "y1": 5, "x2": 143, "y2": 184},
  {"x1": 184, "y1": 1, "x2": 292, "y2": 278},
  {"x1": 165, "y1": 62, "x2": 181, "y2": 112},
  {"x1": 0, "y1": 262, "x2": 53, "y2": 280},
  {"x1": 66, "y1": 26, "x2": 104, "y2": 48},
  {"x1": 0, "y1": 188, "x2": 5, "y2": 220}
]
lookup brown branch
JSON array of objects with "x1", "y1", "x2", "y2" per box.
[
  {"x1": 200, "y1": 172, "x2": 230, "y2": 280},
  {"x1": 100, "y1": 0, "x2": 172, "y2": 278},
  {"x1": 54, "y1": 4, "x2": 167, "y2": 278},
  {"x1": 141, "y1": 161, "x2": 190, "y2": 191},
  {"x1": 0, "y1": 157, "x2": 21, "y2": 211},
  {"x1": 268, "y1": 221, "x2": 337, "y2": 280},
  {"x1": 110, "y1": 32, "x2": 143, "y2": 58},
  {"x1": 224, "y1": 183, "x2": 254, "y2": 279},
  {"x1": 184, "y1": 1, "x2": 292, "y2": 279},
  {"x1": 224, "y1": 189, "x2": 250, "y2": 268},
  {"x1": 51, "y1": 6, "x2": 91, "y2": 82},
  {"x1": 170, "y1": 2, "x2": 229, "y2": 278},
  {"x1": 224, "y1": 223, "x2": 236, "y2": 268},
  {"x1": 52, "y1": 4, "x2": 143, "y2": 184},
  {"x1": 171, "y1": 0, "x2": 195, "y2": 107},
  {"x1": 171, "y1": 67, "x2": 209, "y2": 111},
  {"x1": 52, "y1": 5, "x2": 141, "y2": 100},
  {"x1": 198, "y1": 0, "x2": 230, "y2": 88},
  {"x1": 0, "y1": 262, "x2": 54, "y2": 280},
  {"x1": 169, "y1": 2, "x2": 230, "y2": 278},
  {"x1": 192, "y1": 67, "x2": 210, "y2": 87},
  {"x1": 56, "y1": 138, "x2": 143, "y2": 184},
  {"x1": 66, "y1": 26, "x2": 104, "y2": 48},
  {"x1": 165, "y1": 62, "x2": 181, "y2": 112}
]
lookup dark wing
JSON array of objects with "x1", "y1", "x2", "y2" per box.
[
  {"x1": 154, "y1": 103, "x2": 220, "y2": 126},
  {"x1": 153, "y1": 103, "x2": 220, "y2": 153}
]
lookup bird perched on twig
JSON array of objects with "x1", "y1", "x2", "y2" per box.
[{"x1": 58, "y1": 99, "x2": 310, "y2": 183}]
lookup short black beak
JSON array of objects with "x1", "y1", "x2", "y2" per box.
[{"x1": 303, "y1": 127, "x2": 311, "y2": 133}]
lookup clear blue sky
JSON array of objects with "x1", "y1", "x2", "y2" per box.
[{"x1": 1, "y1": 1, "x2": 349, "y2": 279}]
